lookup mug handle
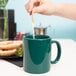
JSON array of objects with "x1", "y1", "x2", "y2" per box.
[{"x1": 51, "y1": 40, "x2": 61, "y2": 64}]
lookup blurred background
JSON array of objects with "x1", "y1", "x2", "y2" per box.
[{"x1": 6, "y1": 0, "x2": 76, "y2": 40}]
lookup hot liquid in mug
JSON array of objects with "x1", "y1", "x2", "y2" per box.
[{"x1": 23, "y1": 35, "x2": 61, "y2": 74}]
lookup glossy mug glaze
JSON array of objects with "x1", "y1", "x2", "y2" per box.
[{"x1": 23, "y1": 35, "x2": 61, "y2": 74}]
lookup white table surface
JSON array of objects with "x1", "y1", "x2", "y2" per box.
[{"x1": 0, "y1": 39, "x2": 76, "y2": 76}]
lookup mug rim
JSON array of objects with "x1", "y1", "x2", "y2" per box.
[{"x1": 23, "y1": 35, "x2": 51, "y2": 40}]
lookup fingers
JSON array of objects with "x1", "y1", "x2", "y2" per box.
[
  {"x1": 29, "y1": 1, "x2": 34, "y2": 14},
  {"x1": 25, "y1": 0, "x2": 40, "y2": 15},
  {"x1": 25, "y1": 0, "x2": 35, "y2": 14}
]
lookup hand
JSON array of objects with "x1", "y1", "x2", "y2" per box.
[
  {"x1": 25, "y1": 0, "x2": 76, "y2": 20},
  {"x1": 25, "y1": 0, "x2": 57, "y2": 15}
]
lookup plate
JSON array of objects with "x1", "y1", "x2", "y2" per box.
[
  {"x1": 1, "y1": 55, "x2": 23, "y2": 67},
  {"x1": 0, "y1": 55, "x2": 22, "y2": 59}
]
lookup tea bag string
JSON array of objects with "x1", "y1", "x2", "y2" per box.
[{"x1": 31, "y1": 11, "x2": 35, "y2": 39}]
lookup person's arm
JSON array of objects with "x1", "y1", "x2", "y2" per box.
[
  {"x1": 25, "y1": 0, "x2": 76, "y2": 20},
  {"x1": 54, "y1": 3, "x2": 76, "y2": 20}
]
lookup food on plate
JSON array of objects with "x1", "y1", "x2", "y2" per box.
[
  {"x1": 0, "y1": 40, "x2": 23, "y2": 50},
  {"x1": 15, "y1": 46, "x2": 23, "y2": 57},
  {"x1": 0, "y1": 40, "x2": 23, "y2": 56},
  {"x1": 0, "y1": 49, "x2": 16, "y2": 56}
]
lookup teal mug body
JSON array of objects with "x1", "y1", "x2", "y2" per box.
[{"x1": 23, "y1": 35, "x2": 61, "y2": 74}]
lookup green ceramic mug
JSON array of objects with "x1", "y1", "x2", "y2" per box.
[{"x1": 23, "y1": 35, "x2": 61, "y2": 74}]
